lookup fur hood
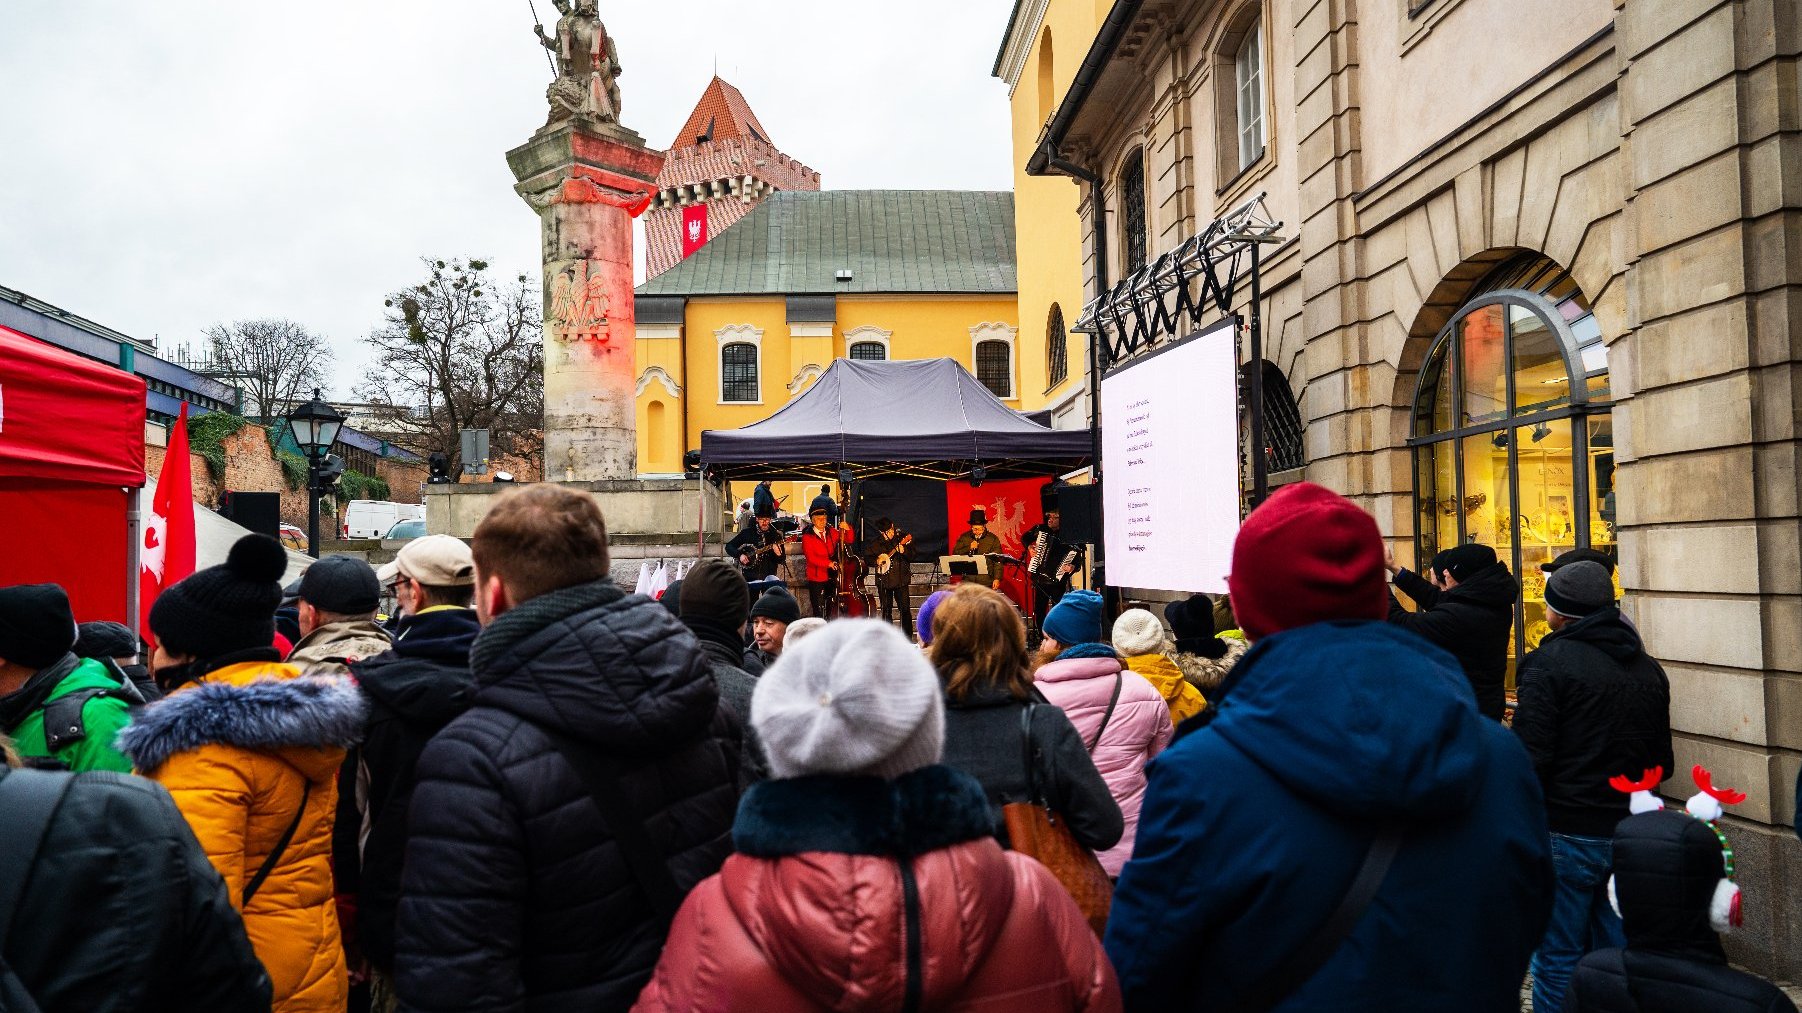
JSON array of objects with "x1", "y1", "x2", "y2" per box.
[
  {"x1": 117, "y1": 667, "x2": 366, "y2": 777},
  {"x1": 1173, "y1": 636, "x2": 1249, "y2": 695}
]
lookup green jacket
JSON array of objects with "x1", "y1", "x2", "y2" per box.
[{"x1": 5, "y1": 656, "x2": 135, "y2": 772}]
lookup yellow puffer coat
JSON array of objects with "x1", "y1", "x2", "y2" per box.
[
  {"x1": 1124, "y1": 653, "x2": 1207, "y2": 726},
  {"x1": 116, "y1": 659, "x2": 365, "y2": 1013}
]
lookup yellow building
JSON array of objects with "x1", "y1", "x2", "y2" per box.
[
  {"x1": 993, "y1": 0, "x2": 1105, "y2": 431},
  {"x1": 633, "y1": 189, "x2": 1021, "y2": 510}
]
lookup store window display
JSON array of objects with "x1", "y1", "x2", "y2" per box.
[{"x1": 1408, "y1": 255, "x2": 1615, "y2": 686}]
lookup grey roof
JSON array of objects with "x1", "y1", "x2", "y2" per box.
[{"x1": 637, "y1": 190, "x2": 1017, "y2": 297}]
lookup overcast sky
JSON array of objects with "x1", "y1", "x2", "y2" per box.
[{"x1": 0, "y1": 2, "x2": 1016, "y2": 396}]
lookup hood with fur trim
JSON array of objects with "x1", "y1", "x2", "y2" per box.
[{"x1": 116, "y1": 662, "x2": 366, "y2": 780}]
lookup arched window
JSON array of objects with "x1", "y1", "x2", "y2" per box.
[
  {"x1": 1234, "y1": 17, "x2": 1266, "y2": 170},
  {"x1": 1238, "y1": 360, "x2": 1305, "y2": 474},
  {"x1": 976, "y1": 339, "x2": 1013, "y2": 399},
  {"x1": 849, "y1": 341, "x2": 886, "y2": 361},
  {"x1": 1410, "y1": 254, "x2": 1614, "y2": 677},
  {"x1": 721, "y1": 342, "x2": 760, "y2": 403},
  {"x1": 1036, "y1": 28, "x2": 1055, "y2": 119},
  {"x1": 1119, "y1": 150, "x2": 1147, "y2": 276},
  {"x1": 1047, "y1": 303, "x2": 1069, "y2": 388}
]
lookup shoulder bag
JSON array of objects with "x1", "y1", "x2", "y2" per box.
[
  {"x1": 1000, "y1": 704, "x2": 1114, "y2": 936},
  {"x1": 242, "y1": 780, "x2": 311, "y2": 907}
]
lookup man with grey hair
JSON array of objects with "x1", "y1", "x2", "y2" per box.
[{"x1": 1511, "y1": 559, "x2": 1673, "y2": 1013}]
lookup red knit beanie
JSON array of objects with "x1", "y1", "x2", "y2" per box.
[{"x1": 1227, "y1": 482, "x2": 1389, "y2": 640}]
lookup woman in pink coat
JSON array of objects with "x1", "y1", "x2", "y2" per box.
[{"x1": 1033, "y1": 590, "x2": 1174, "y2": 876}]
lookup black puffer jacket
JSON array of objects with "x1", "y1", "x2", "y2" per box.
[
  {"x1": 1512, "y1": 607, "x2": 1673, "y2": 837},
  {"x1": 1388, "y1": 561, "x2": 1518, "y2": 719},
  {"x1": 682, "y1": 616, "x2": 768, "y2": 785},
  {"x1": 394, "y1": 581, "x2": 739, "y2": 1013},
  {"x1": 339, "y1": 606, "x2": 480, "y2": 971},
  {"x1": 1, "y1": 767, "x2": 271, "y2": 1013},
  {"x1": 1568, "y1": 810, "x2": 1797, "y2": 1013}
]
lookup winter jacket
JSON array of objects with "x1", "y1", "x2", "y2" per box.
[
  {"x1": 801, "y1": 524, "x2": 841, "y2": 583},
  {"x1": 683, "y1": 615, "x2": 768, "y2": 784},
  {"x1": 951, "y1": 530, "x2": 1004, "y2": 587},
  {"x1": 1105, "y1": 621, "x2": 1554, "y2": 1011},
  {"x1": 1122, "y1": 653, "x2": 1206, "y2": 726},
  {"x1": 1171, "y1": 637, "x2": 1248, "y2": 698},
  {"x1": 1035, "y1": 650, "x2": 1174, "y2": 876},
  {"x1": 1511, "y1": 607, "x2": 1673, "y2": 838},
  {"x1": 338, "y1": 605, "x2": 480, "y2": 971},
  {"x1": 0, "y1": 653, "x2": 135, "y2": 773},
  {"x1": 632, "y1": 765, "x2": 1122, "y2": 1013},
  {"x1": 287, "y1": 619, "x2": 394, "y2": 678},
  {"x1": 0, "y1": 766, "x2": 272, "y2": 1013},
  {"x1": 116, "y1": 652, "x2": 365, "y2": 1013},
  {"x1": 939, "y1": 683, "x2": 1123, "y2": 856},
  {"x1": 1387, "y1": 562, "x2": 1518, "y2": 720},
  {"x1": 863, "y1": 530, "x2": 916, "y2": 591},
  {"x1": 394, "y1": 580, "x2": 739, "y2": 1013},
  {"x1": 1568, "y1": 810, "x2": 1796, "y2": 1013}
]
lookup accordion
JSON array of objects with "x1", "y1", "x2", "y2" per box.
[{"x1": 1027, "y1": 529, "x2": 1077, "y2": 584}]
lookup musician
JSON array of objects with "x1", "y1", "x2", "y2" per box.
[
  {"x1": 726, "y1": 502, "x2": 786, "y2": 581},
  {"x1": 799, "y1": 505, "x2": 841, "y2": 618},
  {"x1": 1023, "y1": 507, "x2": 1082, "y2": 632},
  {"x1": 862, "y1": 517, "x2": 915, "y2": 640},
  {"x1": 951, "y1": 509, "x2": 1003, "y2": 589},
  {"x1": 752, "y1": 479, "x2": 778, "y2": 520}
]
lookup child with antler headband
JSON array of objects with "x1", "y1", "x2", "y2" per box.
[{"x1": 1565, "y1": 766, "x2": 1796, "y2": 1013}]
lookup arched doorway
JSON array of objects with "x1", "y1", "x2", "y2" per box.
[{"x1": 1409, "y1": 254, "x2": 1614, "y2": 676}]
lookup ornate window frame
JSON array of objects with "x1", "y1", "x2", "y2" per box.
[
  {"x1": 843, "y1": 324, "x2": 892, "y2": 361},
  {"x1": 635, "y1": 365, "x2": 681, "y2": 399},
  {"x1": 716, "y1": 323, "x2": 763, "y2": 405},
  {"x1": 970, "y1": 322, "x2": 1019, "y2": 401}
]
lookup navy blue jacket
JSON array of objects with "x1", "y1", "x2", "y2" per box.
[{"x1": 1104, "y1": 621, "x2": 1554, "y2": 1012}]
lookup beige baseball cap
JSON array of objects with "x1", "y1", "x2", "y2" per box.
[{"x1": 392, "y1": 534, "x2": 476, "y2": 586}]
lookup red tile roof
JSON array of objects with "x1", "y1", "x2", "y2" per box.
[{"x1": 672, "y1": 76, "x2": 773, "y2": 149}]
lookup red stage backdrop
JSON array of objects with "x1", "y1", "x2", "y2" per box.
[
  {"x1": 680, "y1": 204, "x2": 710, "y2": 260},
  {"x1": 945, "y1": 477, "x2": 1048, "y2": 606}
]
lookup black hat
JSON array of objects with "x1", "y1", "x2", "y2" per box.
[
  {"x1": 1544, "y1": 560, "x2": 1615, "y2": 618},
  {"x1": 75, "y1": 620, "x2": 139, "y2": 661},
  {"x1": 150, "y1": 535, "x2": 286, "y2": 657},
  {"x1": 681, "y1": 559, "x2": 751, "y2": 628},
  {"x1": 754, "y1": 501, "x2": 775, "y2": 520},
  {"x1": 809, "y1": 505, "x2": 829, "y2": 517},
  {"x1": 968, "y1": 509, "x2": 987, "y2": 526},
  {"x1": 298, "y1": 554, "x2": 380, "y2": 615},
  {"x1": 1431, "y1": 543, "x2": 1497, "y2": 581},
  {"x1": 1542, "y1": 547, "x2": 1616, "y2": 574},
  {"x1": 1611, "y1": 808, "x2": 1732, "y2": 947},
  {"x1": 0, "y1": 583, "x2": 77, "y2": 669},
  {"x1": 1163, "y1": 594, "x2": 1216, "y2": 642},
  {"x1": 659, "y1": 579, "x2": 683, "y2": 616},
  {"x1": 749, "y1": 586, "x2": 801, "y2": 625}
]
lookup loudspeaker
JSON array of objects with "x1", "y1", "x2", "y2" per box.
[
  {"x1": 220, "y1": 491, "x2": 280, "y2": 537},
  {"x1": 1059, "y1": 485, "x2": 1102, "y2": 544}
]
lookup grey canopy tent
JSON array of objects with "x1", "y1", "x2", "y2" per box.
[{"x1": 698, "y1": 357, "x2": 1092, "y2": 481}]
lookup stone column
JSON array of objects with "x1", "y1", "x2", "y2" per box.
[{"x1": 507, "y1": 125, "x2": 666, "y2": 481}]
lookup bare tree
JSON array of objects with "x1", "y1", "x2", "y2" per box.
[
  {"x1": 357, "y1": 258, "x2": 545, "y2": 470},
  {"x1": 200, "y1": 319, "x2": 333, "y2": 419}
]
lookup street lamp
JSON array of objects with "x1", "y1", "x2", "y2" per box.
[{"x1": 286, "y1": 388, "x2": 345, "y2": 557}]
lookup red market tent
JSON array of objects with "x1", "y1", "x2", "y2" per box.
[{"x1": 0, "y1": 325, "x2": 147, "y2": 624}]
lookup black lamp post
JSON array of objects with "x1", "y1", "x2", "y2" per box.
[{"x1": 286, "y1": 389, "x2": 345, "y2": 557}]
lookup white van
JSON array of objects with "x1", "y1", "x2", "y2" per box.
[{"x1": 342, "y1": 500, "x2": 425, "y2": 540}]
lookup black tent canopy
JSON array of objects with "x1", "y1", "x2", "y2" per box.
[{"x1": 699, "y1": 357, "x2": 1092, "y2": 481}]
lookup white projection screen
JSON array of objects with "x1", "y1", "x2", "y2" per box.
[{"x1": 1100, "y1": 317, "x2": 1241, "y2": 593}]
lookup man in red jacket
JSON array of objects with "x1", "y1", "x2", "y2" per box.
[{"x1": 799, "y1": 506, "x2": 840, "y2": 619}]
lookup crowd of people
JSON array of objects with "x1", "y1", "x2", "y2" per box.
[{"x1": 2, "y1": 480, "x2": 1798, "y2": 1012}]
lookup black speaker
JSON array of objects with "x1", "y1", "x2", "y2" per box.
[
  {"x1": 1059, "y1": 485, "x2": 1102, "y2": 544},
  {"x1": 220, "y1": 491, "x2": 280, "y2": 537}
]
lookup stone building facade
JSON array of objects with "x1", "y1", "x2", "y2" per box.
[{"x1": 1003, "y1": 0, "x2": 1802, "y2": 977}]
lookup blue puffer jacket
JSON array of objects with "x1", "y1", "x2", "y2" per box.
[{"x1": 1104, "y1": 621, "x2": 1554, "y2": 1012}]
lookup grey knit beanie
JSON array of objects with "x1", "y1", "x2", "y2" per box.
[
  {"x1": 1544, "y1": 560, "x2": 1615, "y2": 618},
  {"x1": 751, "y1": 618, "x2": 945, "y2": 781}
]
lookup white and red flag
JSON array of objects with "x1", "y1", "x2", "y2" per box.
[
  {"x1": 140, "y1": 403, "x2": 197, "y2": 648},
  {"x1": 680, "y1": 204, "x2": 709, "y2": 260}
]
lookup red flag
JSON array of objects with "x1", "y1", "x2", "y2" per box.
[
  {"x1": 680, "y1": 204, "x2": 710, "y2": 260},
  {"x1": 945, "y1": 477, "x2": 1048, "y2": 607},
  {"x1": 140, "y1": 403, "x2": 198, "y2": 649}
]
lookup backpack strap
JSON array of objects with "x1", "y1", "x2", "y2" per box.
[
  {"x1": 242, "y1": 780, "x2": 311, "y2": 907},
  {"x1": 41, "y1": 687, "x2": 126, "y2": 752},
  {"x1": 1086, "y1": 673, "x2": 1124, "y2": 753},
  {"x1": 544, "y1": 730, "x2": 684, "y2": 927}
]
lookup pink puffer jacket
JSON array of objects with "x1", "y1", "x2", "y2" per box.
[{"x1": 1033, "y1": 654, "x2": 1173, "y2": 874}]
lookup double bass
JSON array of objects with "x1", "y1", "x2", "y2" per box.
[{"x1": 836, "y1": 519, "x2": 871, "y2": 617}]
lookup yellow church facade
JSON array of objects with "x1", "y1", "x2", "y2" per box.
[{"x1": 633, "y1": 189, "x2": 1024, "y2": 509}]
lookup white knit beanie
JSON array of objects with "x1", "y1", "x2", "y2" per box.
[
  {"x1": 1112, "y1": 608, "x2": 1169, "y2": 657},
  {"x1": 751, "y1": 618, "x2": 945, "y2": 781}
]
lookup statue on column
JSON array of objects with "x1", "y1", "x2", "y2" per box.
[{"x1": 536, "y1": 0, "x2": 622, "y2": 128}]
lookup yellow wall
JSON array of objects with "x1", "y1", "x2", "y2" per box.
[{"x1": 1006, "y1": 0, "x2": 1101, "y2": 412}]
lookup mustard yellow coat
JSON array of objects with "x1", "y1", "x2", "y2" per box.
[
  {"x1": 1124, "y1": 653, "x2": 1208, "y2": 726},
  {"x1": 117, "y1": 660, "x2": 365, "y2": 1013}
]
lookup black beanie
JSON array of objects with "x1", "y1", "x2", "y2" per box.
[
  {"x1": 1165, "y1": 593, "x2": 1228, "y2": 660},
  {"x1": 660, "y1": 579, "x2": 684, "y2": 617},
  {"x1": 75, "y1": 620, "x2": 140, "y2": 660},
  {"x1": 681, "y1": 559, "x2": 751, "y2": 628},
  {"x1": 1431, "y1": 543, "x2": 1497, "y2": 582},
  {"x1": 298, "y1": 555, "x2": 380, "y2": 616},
  {"x1": 748, "y1": 586, "x2": 801, "y2": 625},
  {"x1": 149, "y1": 535, "x2": 286, "y2": 657},
  {"x1": 0, "y1": 583, "x2": 77, "y2": 669},
  {"x1": 1544, "y1": 560, "x2": 1615, "y2": 618}
]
